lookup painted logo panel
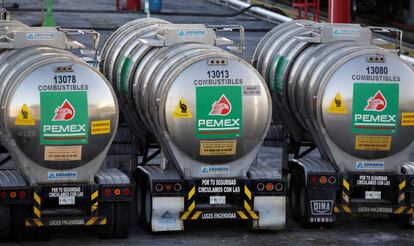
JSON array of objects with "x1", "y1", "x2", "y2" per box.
[
  {"x1": 352, "y1": 83, "x2": 399, "y2": 134},
  {"x1": 40, "y1": 91, "x2": 88, "y2": 145},
  {"x1": 196, "y1": 86, "x2": 242, "y2": 139}
]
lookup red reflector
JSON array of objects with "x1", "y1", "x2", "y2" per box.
[
  {"x1": 114, "y1": 188, "x2": 121, "y2": 196},
  {"x1": 18, "y1": 190, "x2": 27, "y2": 199},
  {"x1": 0, "y1": 191, "x2": 7, "y2": 199},
  {"x1": 10, "y1": 191, "x2": 17, "y2": 199},
  {"x1": 310, "y1": 175, "x2": 318, "y2": 184},
  {"x1": 123, "y1": 188, "x2": 130, "y2": 196},
  {"x1": 319, "y1": 176, "x2": 328, "y2": 184},
  {"x1": 104, "y1": 188, "x2": 112, "y2": 197},
  {"x1": 266, "y1": 183, "x2": 274, "y2": 191}
]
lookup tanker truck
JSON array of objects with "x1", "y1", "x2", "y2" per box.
[
  {"x1": 0, "y1": 16, "x2": 132, "y2": 240},
  {"x1": 253, "y1": 21, "x2": 414, "y2": 226},
  {"x1": 100, "y1": 18, "x2": 286, "y2": 232}
]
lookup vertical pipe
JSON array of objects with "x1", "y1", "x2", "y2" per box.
[{"x1": 329, "y1": 0, "x2": 350, "y2": 23}]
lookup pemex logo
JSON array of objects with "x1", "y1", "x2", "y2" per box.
[
  {"x1": 364, "y1": 90, "x2": 387, "y2": 112},
  {"x1": 52, "y1": 99, "x2": 75, "y2": 121},
  {"x1": 209, "y1": 95, "x2": 232, "y2": 116}
]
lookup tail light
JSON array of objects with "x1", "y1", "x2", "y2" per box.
[
  {"x1": 113, "y1": 188, "x2": 121, "y2": 196},
  {"x1": 155, "y1": 183, "x2": 164, "y2": 192},
  {"x1": 123, "y1": 188, "x2": 131, "y2": 196},
  {"x1": 104, "y1": 188, "x2": 112, "y2": 197},
  {"x1": 319, "y1": 176, "x2": 327, "y2": 185},
  {"x1": 174, "y1": 183, "x2": 182, "y2": 192},
  {"x1": 275, "y1": 183, "x2": 284, "y2": 192},
  {"x1": 265, "y1": 183, "x2": 274, "y2": 191},
  {"x1": 328, "y1": 176, "x2": 337, "y2": 184},
  {"x1": 256, "y1": 183, "x2": 265, "y2": 191}
]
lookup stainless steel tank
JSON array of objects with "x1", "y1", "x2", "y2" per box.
[
  {"x1": 0, "y1": 21, "x2": 119, "y2": 184},
  {"x1": 254, "y1": 21, "x2": 414, "y2": 173},
  {"x1": 101, "y1": 18, "x2": 272, "y2": 178}
]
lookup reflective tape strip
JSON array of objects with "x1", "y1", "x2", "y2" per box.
[
  {"x1": 34, "y1": 206, "x2": 41, "y2": 219},
  {"x1": 91, "y1": 191, "x2": 99, "y2": 200},
  {"x1": 188, "y1": 201, "x2": 195, "y2": 212},
  {"x1": 25, "y1": 220, "x2": 32, "y2": 227},
  {"x1": 34, "y1": 192, "x2": 41, "y2": 205},
  {"x1": 407, "y1": 208, "x2": 413, "y2": 215},
  {"x1": 99, "y1": 217, "x2": 107, "y2": 225},
  {"x1": 244, "y1": 200, "x2": 252, "y2": 211},
  {"x1": 86, "y1": 217, "x2": 98, "y2": 226},
  {"x1": 244, "y1": 185, "x2": 252, "y2": 200},
  {"x1": 191, "y1": 211, "x2": 202, "y2": 220},
  {"x1": 341, "y1": 205, "x2": 351, "y2": 213},
  {"x1": 343, "y1": 179, "x2": 350, "y2": 191},
  {"x1": 237, "y1": 211, "x2": 248, "y2": 220},
  {"x1": 394, "y1": 206, "x2": 407, "y2": 214},
  {"x1": 247, "y1": 210, "x2": 259, "y2": 220},
  {"x1": 33, "y1": 219, "x2": 44, "y2": 227},
  {"x1": 398, "y1": 193, "x2": 406, "y2": 203},
  {"x1": 334, "y1": 206, "x2": 340, "y2": 213},
  {"x1": 399, "y1": 180, "x2": 406, "y2": 191},
  {"x1": 91, "y1": 202, "x2": 99, "y2": 212},
  {"x1": 342, "y1": 192, "x2": 349, "y2": 203},
  {"x1": 188, "y1": 186, "x2": 196, "y2": 200},
  {"x1": 181, "y1": 211, "x2": 191, "y2": 220}
]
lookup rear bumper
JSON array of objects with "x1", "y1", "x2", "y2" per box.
[{"x1": 25, "y1": 216, "x2": 107, "y2": 227}]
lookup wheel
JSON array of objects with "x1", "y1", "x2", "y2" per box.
[
  {"x1": 96, "y1": 202, "x2": 115, "y2": 238},
  {"x1": 0, "y1": 205, "x2": 11, "y2": 241},
  {"x1": 113, "y1": 202, "x2": 131, "y2": 238},
  {"x1": 299, "y1": 183, "x2": 309, "y2": 227},
  {"x1": 143, "y1": 183, "x2": 153, "y2": 233},
  {"x1": 289, "y1": 169, "x2": 300, "y2": 221}
]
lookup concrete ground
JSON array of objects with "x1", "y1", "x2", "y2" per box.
[{"x1": 2, "y1": 0, "x2": 414, "y2": 245}]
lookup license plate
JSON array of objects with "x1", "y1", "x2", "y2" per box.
[
  {"x1": 210, "y1": 196, "x2": 226, "y2": 205},
  {"x1": 59, "y1": 196, "x2": 76, "y2": 205},
  {"x1": 365, "y1": 191, "x2": 381, "y2": 200}
]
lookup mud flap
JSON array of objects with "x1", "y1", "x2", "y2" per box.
[
  {"x1": 252, "y1": 196, "x2": 286, "y2": 230},
  {"x1": 307, "y1": 189, "x2": 336, "y2": 223},
  {"x1": 151, "y1": 197, "x2": 184, "y2": 232}
]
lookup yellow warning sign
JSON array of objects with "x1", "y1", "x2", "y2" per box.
[
  {"x1": 15, "y1": 104, "x2": 36, "y2": 126},
  {"x1": 355, "y1": 135, "x2": 392, "y2": 151},
  {"x1": 402, "y1": 112, "x2": 414, "y2": 126},
  {"x1": 200, "y1": 140, "x2": 237, "y2": 156},
  {"x1": 327, "y1": 93, "x2": 348, "y2": 114},
  {"x1": 91, "y1": 120, "x2": 111, "y2": 135},
  {"x1": 173, "y1": 97, "x2": 192, "y2": 118}
]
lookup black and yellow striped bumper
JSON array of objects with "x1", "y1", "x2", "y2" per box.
[{"x1": 25, "y1": 216, "x2": 107, "y2": 227}]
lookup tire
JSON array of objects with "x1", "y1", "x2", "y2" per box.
[
  {"x1": 11, "y1": 205, "x2": 31, "y2": 241},
  {"x1": 289, "y1": 169, "x2": 300, "y2": 221},
  {"x1": 298, "y1": 172, "x2": 311, "y2": 228},
  {"x1": 136, "y1": 176, "x2": 144, "y2": 224},
  {"x1": 96, "y1": 202, "x2": 115, "y2": 239},
  {"x1": 0, "y1": 205, "x2": 11, "y2": 241},
  {"x1": 113, "y1": 202, "x2": 131, "y2": 238},
  {"x1": 143, "y1": 183, "x2": 153, "y2": 233}
]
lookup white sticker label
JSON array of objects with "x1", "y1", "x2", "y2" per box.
[
  {"x1": 48, "y1": 171, "x2": 78, "y2": 180},
  {"x1": 201, "y1": 166, "x2": 230, "y2": 174},
  {"x1": 26, "y1": 33, "x2": 55, "y2": 41},
  {"x1": 59, "y1": 196, "x2": 75, "y2": 205},
  {"x1": 332, "y1": 28, "x2": 360, "y2": 37},
  {"x1": 365, "y1": 191, "x2": 381, "y2": 200},
  {"x1": 356, "y1": 161, "x2": 385, "y2": 170},
  {"x1": 178, "y1": 30, "x2": 206, "y2": 37},
  {"x1": 210, "y1": 196, "x2": 226, "y2": 205}
]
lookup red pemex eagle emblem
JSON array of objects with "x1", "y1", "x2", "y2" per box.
[
  {"x1": 209, "y1": 95, "x2": 232, "y2": 116},
  {"x1": 53, "y1": 99, "x2": 75, "y2": 121},
  {"x1": 364, "y1": 90, "x2": 387, "y2": 112}
]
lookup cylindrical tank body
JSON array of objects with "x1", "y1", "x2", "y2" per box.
[
  {"x1": 101, "y1": 18, "x2": 272, "y2": 177},
  {"x1": 253, "y1": 21, "x2": 414, "y2": 172},
  {"x1": 0, "y1": 39, "x2": 118, "y2": 184}
]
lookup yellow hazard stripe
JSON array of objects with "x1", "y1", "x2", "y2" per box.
[
  {"x1": 237, "y1": 211, "x2": 248, "y2": 220},
  {"x1": 343, "y1": 179, "x2": 350, "y2": 191},
  {"x1": 34, "y1": 192, "x2": 41, "y2": 205},
  {"x1": 91, "y1": 202, "x2": 99, "y2": 212},
  {"x1": 407, "y1": 208, "x2": 413, "y2": 215},
  {"x1": 25, "y1": 220, "x2": 31, "y2": 227},
  {"x1": 394, "y1": 206, "x2": 407, "y2": 214},
  {"x1": 334, "y1": 206, "x2": 340, "y2": 213},
  {"x1": 33, "y1": 219, "x2": 44, "y2": 227},
  {"x1": 188, "y1": 186, "x2": 195, "y2": 200},
  {"x1": 244, "y1": 200, "x2": 252, "y2": 211},
  {"x1": 191, "y1": 211, "x2": 202, "y2": 220},
  {"x1": 398, "y1": 193, "x2": 405, "y2": 203},
  {"x1": 100, "y1": 217, "x2": 107, "y2": 225},
  {"x1": 399, "y1": 180, "x2": 406, "y2": 191},
  {"x1": 244, "y1": 185, "x2": 252, "y2": 200},
  {"x1": 181, "y1": 211, "x2": 191, "y2": 220},
  {"x1": 91, "y1": 191, "x2": 99, "y2": 200},
  {"x1": 342, "y1": 192, "x2": 349, "y2": 203},
  {"x1": 341, "y1": 205, "x2": 351, "y2": 213},
  {"x1": 86, "y1": 217, "x2": 98, "y2": 226},
  {"x1": 188, "y1": 201, "x2": 195, "y2": 212},
  {"x1": 247, "y1": 210, "x2": 259, "y2": 220},
  {"x1": 34, "y1": 206, "x2": 41, "y2": 218}
]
